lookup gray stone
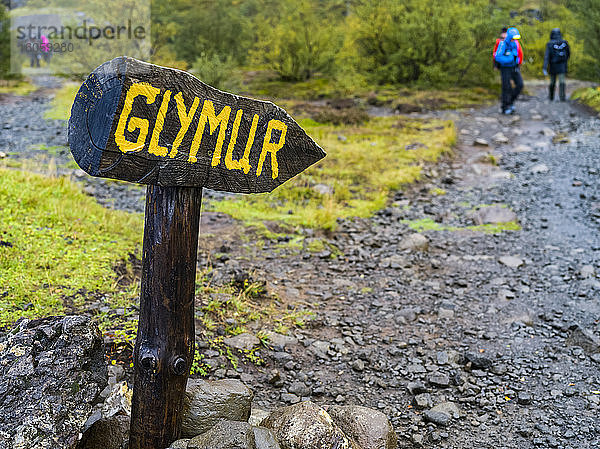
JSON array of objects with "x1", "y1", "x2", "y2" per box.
[
  {"x1": 465, "y1": 352, "x2": 493, "y2": 370},
  {"x1": 473, "y1": 138, "x2": 489, "y2": 147},
  {"x1": 430, "y1": 402, "x2": 460, "y2": 418},
  {"x1": 428, "y1": 373, "x2": 450, "y2": 388},
  {"x1": 167, "y1": 439, "x2": 190, "y2": 449},
  {"x1": 530, "y1": 163, "x2": 549, "y2": 174},
  {"x1": 264, "y1": 332, "x2": 298, "y2": 349},
  {"x1": 472, "y1": 205, "x2": 517, "y2": 225},
  {"x1": 224, "y1": 333, "x2": 261, "y2": 351},
  {"x1": 281, "y1": 393, "x2": 300, "y2": 404},
  {"x1": 399, "y1": 233, "x2": 429, "y2": 251},
  {"x1": 492, "y1": 132, "x2": 509, "y2": 144},
  {"x1": 351, "y1": 359, "x2": 365, "y2": 372},
  {"x1": 438, "y1": 309, "x2": 454, "y2": 319},
  {"x1": 498, "y1": 256, "x2": 524, "y2": 268},
  {"x1": 253, "y1": 426, "x2": 281, "y2": 449},
  {"x1": 181, "y1": 378, "x2": 253, "y2": 438},
  {"x1": 423, "y1": 411, "x2": 450, "y2": 427},
  {"x1": 517, "y1": 392, "x2": 533, "y2": 405},
  {"x1": 288, "y1": 381, "x2": 311, "y2": 397},
  {"x1": 511, "y1": 144, "x2": 532, "y2": 153},
  {"x1": 0, "y1": 316, "x2": 107, "y2": 449},
  {"x1": 436, "y1": 351, "x2": 449, "y2": 365},
  {"x1": 413, "y1": 393, "x2": 432, "y2": 409},
  {"x1": 313, "y1": 184, "x2": 334, "y2": 195},
  {"x1": 566, "y1": 326, "x2": 600, "y2": 354},
  {"x1": 540, "y1": 127, "x2": 556, "y2": 137},
  {"x1": 249, "y1": 408, "x2": 271, "y2": 426},
  {"x1": 423, "y1": 402, "x2": 460, "y2": 426},
  {"x1": 102, "y1": 381, "x2": 133, "y2": 418},
  {"x1": 579, "y1": 265, "x2": 596, "y2": 279},
  {"x1": 77, "y1": 415, "x2": 129, "y2": 449},
  {"x1": 407, "y1": 381, "x2": 427, "y2": 395},
  {"x1": 261, "y1": 401, "x2": 360, "y2": 449},
  {"x1": 326, "y1": 405, "x2": 397, "y2": 449},
  {"x1": 308, "y1": 341, "x2": 330, "y2": 359},
  {"x1": 187, "y1": 421, "x2": 255, "y2": 449}
]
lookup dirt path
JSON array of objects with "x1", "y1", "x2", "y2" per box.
[{"x1": 201, "y1": 81, "x2": 600, "y2": 448}]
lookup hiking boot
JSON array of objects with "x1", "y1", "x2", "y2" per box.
[
  {"x1": 559, "y1": 83, "x2": 566, "y2": 101},
  {"x1": 503, "y1": 106, "x2": 514, "y2": 115}
]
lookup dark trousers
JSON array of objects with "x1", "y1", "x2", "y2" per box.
[
  {"x1": 500, "y1": 66, "x2": 523, "y2": 111},
  {"x1": 549, "y1": 73, "x2": 566, "y2": 101}
]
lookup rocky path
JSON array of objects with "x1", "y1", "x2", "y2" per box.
[
  {"x1": 2, "y1": 78, "x2": 599, "y2": 448},
  {"x1": 205, "y1": 81, "x2": 600, "y2": 448}
]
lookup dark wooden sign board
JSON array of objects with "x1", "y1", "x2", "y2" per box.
[{"x1": 68, "y1": 56, "x2": 325, "y2": 449}]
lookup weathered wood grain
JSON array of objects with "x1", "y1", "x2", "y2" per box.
[
  {"x1": 68, "y1": 56, "x2": 325, "y2": 193},
  {"x1": 128, "y1": 185, "x2": 202, "y2": 449}
]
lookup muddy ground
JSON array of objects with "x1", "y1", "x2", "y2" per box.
[{"x1": 1, "y1": 79, "x2": 599, "y2": 448}]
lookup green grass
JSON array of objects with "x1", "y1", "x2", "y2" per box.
[
  {"x1": 572, "y1": 86, "x2": 600, "y2": 112},
  {"x1": 241, "y1": 69, "x2": 496, "y2": 108},
  {"x1": 0, "y1": 80, "x2": 37, "y2": 96},
  {"x1": 0, "y1": 168, "x2": 142, "y2": 327},
  {"x1": 44, "y1": 82, "x2": 80, "y2": 120},
  {"x1": 210, "y1": 116, "x2": 456, "y2": 229},
  {"x1": 403, "y1": 217, "x2": 521, "y2": 234}
]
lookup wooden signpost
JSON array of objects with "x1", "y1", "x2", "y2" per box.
[{"x1": 68, "y1": 56, "x2": 325, "y2": 449}]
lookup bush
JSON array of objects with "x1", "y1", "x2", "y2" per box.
[
  {"x1": 571, "y1": 87, "x2": 600, "y2": 111},
  {"x1": 191, "y1": 53, "x2": 240, "y2": 91}
]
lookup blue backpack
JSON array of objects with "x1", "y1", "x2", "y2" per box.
[{"x1": 495, "y1": 40, "x2": 518, "y2": 67}]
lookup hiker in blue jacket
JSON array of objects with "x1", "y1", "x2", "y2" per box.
[
  {"x1": 494, "y1": 27, "x2": 524, "y2": 115},
  {"x1": 543, "y1": 28, "x2": 570, "y2": 101}
]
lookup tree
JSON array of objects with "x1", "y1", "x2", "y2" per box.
[
  {"x1": 252, "y1": 0, "x2": 344, "y2": 81},
  {"x1": 347, "y1": 0, "x2": 505, "y2": 86},
  {"x1": 568, "y1": 0, "x2": 600, "y2": 77}
]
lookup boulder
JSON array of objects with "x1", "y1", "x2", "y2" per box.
[
  {"x1": 187, "y1": 421, "x2": 255, "y2": 449},
  {"x1": 326, "y1": 405, "x2": 397, "y2": 449},
  {"x1": 0, "y1": 316, "x2": 107, "y2": 449},
  {"x1": 181, "y1": 378, "x2": 253, "y2": 437},
  {"x1": 261, "y1": 401, "x2": 360, "y2": 449},
  {"x1": 76, "y1": 415, "x2": 129, "y2": 449}
]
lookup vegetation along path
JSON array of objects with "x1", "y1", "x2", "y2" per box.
[{"x1": 1, "y1": 78, "x2": 599, "y2": 448}]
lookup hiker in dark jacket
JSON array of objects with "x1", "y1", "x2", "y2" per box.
[{"x1": 543, "y1": 28, "x2": 570, "y2": 101}]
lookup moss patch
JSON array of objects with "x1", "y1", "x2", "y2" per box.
[
  {"x1": 210, "y1": 116, "x2": 456, "y2": 230},
  {"x1": 0, "y1": 80, "x2": 37, "y2": 96},
  {"x1": 403, "y1": 217, "x2": 521, "y2": 234},
  {"x1": 0, "y1": 168, "x2": 142, "y2": 327}
]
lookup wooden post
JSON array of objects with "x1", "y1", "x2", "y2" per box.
[
  {"x1": 128, "y1": 185, "x2": 202, "y2": 449},
  {"x1": 67, "y1": 56, "x2": 325, "y2": 449}
]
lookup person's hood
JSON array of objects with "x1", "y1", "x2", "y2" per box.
[
  {"x1": 550, "y1": 28, "x2": 562, "y2": 40},
  {"x1": 507, "y1": 27, "x2": 521, "y2": 41}
]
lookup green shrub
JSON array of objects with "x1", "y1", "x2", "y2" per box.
[{"x1": 191, "y1": 53, "x2": 240, "y2": 91}]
